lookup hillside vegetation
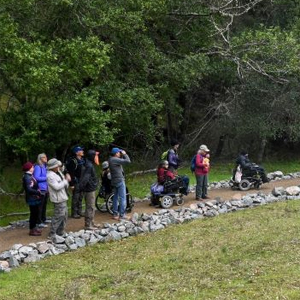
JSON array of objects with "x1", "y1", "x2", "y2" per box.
[{"x1": 1, "y1": 200, "x2": 300, "y2": 299}]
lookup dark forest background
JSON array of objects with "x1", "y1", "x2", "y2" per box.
[{"x1": 1, "y1": 0, "x2": 300, "y2": 166}]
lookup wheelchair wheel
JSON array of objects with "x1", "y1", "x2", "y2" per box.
[
  {"x1": 160, "y1": 195, "x2": 174, "y2": 209},
  {"x1": 106, "y1": 193, "x2": 133, "y2": 215},
  {"x1": 95, "y1": 193, "x2": 107, "y2": 212},
  {"x1": 238, "y1": 179, "x2": 251, "y2": 191},
  {"x1": 175, "y1": 196, "x2": 184, "y2": 206},
  {"x1": 106, "y1": 193, "x2": 114, "y2": 215}
]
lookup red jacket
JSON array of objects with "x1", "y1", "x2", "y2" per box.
[
  {"x1": 157, "y1": 167, "x2": 175, "y2": 184},
  {"x1": 195, "y1": 154, "x2": 209, "y2": 175}
]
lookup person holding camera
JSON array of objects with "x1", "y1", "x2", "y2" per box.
[
  {"x1": 108, "y1": 148, "x2": 131, "y2": 220},
  {"x1": 65, "y1": 146, "x2": 85, "y2": 219}
]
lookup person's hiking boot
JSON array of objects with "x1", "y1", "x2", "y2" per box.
[
  {"x1": 202, "y1": 196, "x2": 210, "y2": 200},
  {"x1": 71, "y1": 214, "x2": 81, "y2": 219},
  {"x1": 29, "y1": 229, "x2": 42, "y2": 236}
]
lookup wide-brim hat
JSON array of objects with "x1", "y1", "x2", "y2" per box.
[{"x1": 47, "y1": 158, "x2": 62, "y2": 170}]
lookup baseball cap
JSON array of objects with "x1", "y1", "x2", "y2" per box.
[{"x1": 111, "y1": 147, "x2": 121, "y2": 155}]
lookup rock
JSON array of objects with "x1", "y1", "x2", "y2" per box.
[
  {"x1": 19, "y1": 246, "x2": 34, "y2": 256},
  {"x1": 75, "y1": 237, "x2": 86, "y2": 248},
  {"x1": 0, "y1": 260, "x2": 9, "y2": 269},
  {"x1": 272, "y1": 187, "x2": 285, "y2": 197},
  {"x1": 189, "y1": 203, "x2": 198, "y2": 210},
  {"x1": 23, "y1": 250, "x2": 40, "y2": 263},
  {"x1": 8, "y1": 256, "x2": 19, "y2": 268},
  {"x1": 36, "y1": 243, "x2": 51, "y2": 254},
  {"x1": 285, "y1": 186, "x2": 300, "y2": 196},
  {"x1": 274, "y1": 171, "x2": 284, "y2": 178},
  {"x1": 11, "y1": 244, "x2": 23, "y2": 251}
]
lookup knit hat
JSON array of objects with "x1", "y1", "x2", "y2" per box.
[
  {"x1": 47, "y1": 158, "x2": 62, "y2": 170},
  {"x1": 111, "y1": 147, "x2": 121, "y2": 155},
  {"x1": 22, "y1": 162, "x2": 33, "y2": 172},
  {"x1": 102, "y1": 161, "x2": 109, "y2": 169},
  {"x1": 199, "y1": 144, "x2": 210, "y2": 152}
]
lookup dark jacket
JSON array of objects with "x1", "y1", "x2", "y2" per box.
[
  {"x1": 65, "y1": 156, "x2": 86, "y2": 186},
  {"x1": 236, "y1": 154, "x2": 251, "y2": 169},
  {"x1": 79, "y1": 150, "x2": 99, "y2": 192},
  {"x1": 22, "y1": 172, "x2": 41, "y2": 206}
]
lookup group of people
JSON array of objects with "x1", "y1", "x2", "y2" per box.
[
  {"x1": 22, "y1": 146, "x2": 131, "y2": 238},
  {"x1": 22, "y1": 139, "x2": 266, "y2": 238},
  {"x1": 152, "y1": 140, "x2": 211, "y2": 203}
]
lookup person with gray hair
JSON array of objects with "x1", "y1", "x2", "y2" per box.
[
  {"x1": 47, "y1": 158, "x2": 71, "y2": 240},
  {"x1": 33, "y1": 153, "x2": 49, "y2": 228}
]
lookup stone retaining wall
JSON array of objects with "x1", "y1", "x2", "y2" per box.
[{"x1": 1, "y1": 170, "x2": 300, "y2": 273}]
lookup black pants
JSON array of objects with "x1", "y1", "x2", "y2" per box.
[
  {"x1": 38, "y1": 192, "x2": 48, "y2": 223},
  {"x1": 29, "y1": 205, "x2": 40, "y2": 230}
]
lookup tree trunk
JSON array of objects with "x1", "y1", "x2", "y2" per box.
[
  {"x1": 215, "y1": 135, "x2": 226, "y2": 158},
  {"x1": 257, "y1": 138, "x2": 267, "y2": 164}
]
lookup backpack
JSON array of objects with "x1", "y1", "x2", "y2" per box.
[
  {"x1": 65, "y1": 156, "x2": 77, "y2": 173},
  {"x1": 190, "y1": 155, "x2": 196, "y2": 173},
  {"x1": 161, "y1": 149, "x2": 170, "y2": 161}
]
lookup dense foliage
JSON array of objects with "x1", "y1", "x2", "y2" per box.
[{"x1": 0, "y1": 0, "x2": 300, "y2": 164}]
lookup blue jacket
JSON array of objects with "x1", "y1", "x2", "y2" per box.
[
  {"x1": 168, "y1": 149, "x2": 179, "y2": 170},
  {"x1": 33, "y1": 163, "x2": 48, "y2": 191},
  {"x1": 22, "y1": 172, "x2": 41, "y2": 206}
]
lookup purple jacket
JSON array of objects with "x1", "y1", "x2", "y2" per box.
[{"x1": 33, "y1": 164, "x2": 48, "y2": 191}]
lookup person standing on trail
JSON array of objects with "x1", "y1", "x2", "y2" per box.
[
  {"x1": 195, "y1": 144, "x2": 210, "y2": 200},
  {"x1": 47, "y1": 158, "x2": 71, "y2": 240},
  {"x1": 167, "y1": 139, "x2": 180, "y2": 174},
  {"x1": 79, "y1": 150, "x2": 100, "y2": 230},
  {"x1": 22, "y1": 162, "x2": 42, "y2": 236},
  {"x1": 65, "y1": 146, "x2": 85, "y2": 219},
  {"x1": 109, "y1": 148, "x2": 131, "y2": 221},
  {"x1": 33, "y1": 153, "x2": 49, "y2": 229}
]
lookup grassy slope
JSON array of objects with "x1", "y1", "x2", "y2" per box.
[{"x1": 1, "y1": 200, "x2": 300, "y2": 299}]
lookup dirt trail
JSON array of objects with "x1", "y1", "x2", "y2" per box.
[{"x1": 0, "y1": 178, "x2": 299, "y2": 253}]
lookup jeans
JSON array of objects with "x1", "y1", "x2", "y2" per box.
[{"x1": 112, "y1": 181, "x2": 126, "y2": 217}]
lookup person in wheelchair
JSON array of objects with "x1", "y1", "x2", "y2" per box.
[
  {"x1": 233, "y1": 150, "x2": 269, "y2": 183},
  {"x1": 151, "y1": 160, "x2": 189, "y2": 204},
  {"x1": 101, "y1": 161, "x2": 112, "y2": 197},
  {"x1": 158, "y1": 160, "x2": 189, "y2": 192}
]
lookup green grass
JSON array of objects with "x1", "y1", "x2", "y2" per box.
[{"x1": 2, "y1": 200, "x2": 300, "y2": 299}]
